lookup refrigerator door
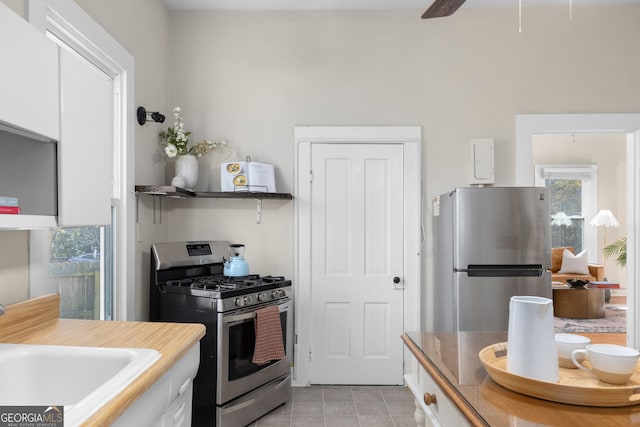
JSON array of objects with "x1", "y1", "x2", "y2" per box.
[
  {"x1": 454, "y1": 271, "x2": 552, "y2": 332},
  {"x1": 453, "y1": 187, "x2": 550, "y2": 269}
]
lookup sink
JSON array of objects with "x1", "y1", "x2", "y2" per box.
[{"x1": 0, "y1": 343, "x2": 161, "y2": 426}]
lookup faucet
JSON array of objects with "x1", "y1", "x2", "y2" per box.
[{"x1": 0, "y1": 304, "x2": 5, "y2": 316}]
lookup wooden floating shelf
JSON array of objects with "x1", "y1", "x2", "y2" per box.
[
  {"x1": 193, "y1": 191, "x2": 293, "y2": 200},
  {"x1": 135, "y1": 185, "x2": 293, "y2": 200},
  {"x1": 135, "y1": 185, "x2": 195, "y2": 198}
]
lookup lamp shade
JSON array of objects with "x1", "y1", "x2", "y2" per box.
[
  {"x1": 551, "y1": 212, "x2": 573, "y2": 227},
  {"x1": 590, "y1": 209, "x2": 620, "y2": 227}
]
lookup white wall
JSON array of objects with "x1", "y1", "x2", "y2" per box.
[
  {"x1": 533, "y1": 133, "x2": 627, "y2": 285},
  {"x1": 1, "y1": 0, "x2": 20, "y2": 15},
  {"x1": 0, "y1": 231, "x2": 28, "y2": 305},
  {"x1": 1, "y1": 2, "x2": 639, "y2": 323},
  {"x1": 165, "y1": 5, "x2": 640, "y2": 328}
]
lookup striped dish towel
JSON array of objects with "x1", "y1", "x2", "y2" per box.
[{"x1": 252, "y1": 305, "x2": 286, "y2": 365}]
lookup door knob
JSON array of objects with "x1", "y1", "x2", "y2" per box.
[
  {"x1": 423, "y1": 392, "x2": 437, "y2": 405},
  {"x1": 393, "y1": 276, "x2": 400, "y2": 284}
]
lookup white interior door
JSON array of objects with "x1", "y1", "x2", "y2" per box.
[{"x1": 310, "y1": 143, "x2": 404, "y2": 384}]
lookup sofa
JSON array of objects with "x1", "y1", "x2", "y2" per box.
[{"x1": 551, "y1": 246, "x2": 604, "y2": 284}]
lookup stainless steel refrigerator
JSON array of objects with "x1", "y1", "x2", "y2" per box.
[{"x1": 433, "y1": 187, "x2": 552, "y2": 332}]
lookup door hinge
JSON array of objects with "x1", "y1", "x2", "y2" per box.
[
  {"x1": 309, "y1": 170, "x2": 313, "y2": 183},
  {"x1": 309, "y1": 349, "x2": 312, "y2": 362}
]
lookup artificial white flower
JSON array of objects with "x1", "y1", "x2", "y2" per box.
[
  {"x1": 160, "y1": 106, "x2": 231, "y2": 159},
  {"x1": 164, "y1": 144, "x2": 178, "y2": 158}
]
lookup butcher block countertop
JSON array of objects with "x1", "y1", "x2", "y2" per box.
[
  {"x1": 0, "y1": 294, "x2": 205, "y2": 426},
  {"x1": 402, "y1": 331, "x2": 638, "y2": 427}
]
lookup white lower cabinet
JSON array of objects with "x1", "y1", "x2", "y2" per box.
[
  {"x1": 405, "y1": 354, "x2": 471, "y2": 427},
  {"x1": 163, "y1": 380, "x2": 193, "y2": 427},
  {"x1": 113, "y1": 343, "x2": 200, "y2": 427}
]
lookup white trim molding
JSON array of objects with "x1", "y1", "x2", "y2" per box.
[
  {"x1": 293, "y1": 126, "x2": 422, "y2": 386},
  {"x1": 516, "y1": 113, "x2": 640, "y2": 349},
  {"x1": 534, "y1": 164, "x2": 598, "y2": 263},
  {"x1": 27, "y1": 0, "x2": 136, "y2": 321}
]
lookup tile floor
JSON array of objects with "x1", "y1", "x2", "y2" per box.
[{"x1": 247, "y1": 385, "x2": 417, "y2": 427}]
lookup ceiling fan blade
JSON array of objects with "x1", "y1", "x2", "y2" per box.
[{"x1": 421, "y1": 0, "x2": 467, "y2": 19}]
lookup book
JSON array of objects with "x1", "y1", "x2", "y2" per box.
[
  {"x1": 0, "y1": 196, "x2": 19, "y2": 207},
  {"x1": 0, "y1": 206, "x2": 21, "y2": 214},
  {"x1": 221, "y1": 162, "x2": 276, "y2": 193},
  {"x1": 589, "y1": 282, "x2": 620, "y2": 288}
]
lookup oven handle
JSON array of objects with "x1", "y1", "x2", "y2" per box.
[{"x1": 223, "y1": 301, "x2": 290, "y2": 325}]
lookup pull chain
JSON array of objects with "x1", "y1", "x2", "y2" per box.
[
  {"x1": 518, "y1": 0, "x2": 522, "y2": 33},
  {"x1": 569, "y1": 0, "x2": 573, "y2": 21}
]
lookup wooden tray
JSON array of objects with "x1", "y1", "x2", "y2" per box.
[{"x1": 479, "y1": 342, "x2": 640, "y2": 407}]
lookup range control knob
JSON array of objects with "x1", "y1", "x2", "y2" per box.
[
  {"x1": 244, "y1": 296, "x2": 252, "y2": 305},
  {"x1": 257, "y1": 293, "x2": 267, "y2": 302},
  {"x1": 235, "y1": 297, "x2": 245, "y2": 307},
  {"x1": 271, "y1": 289, "x2": 286, "y2": 298}
]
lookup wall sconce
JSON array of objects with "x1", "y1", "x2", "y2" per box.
[{"x1": 136, "y1": 106, "x2": 166, "y2": 125}]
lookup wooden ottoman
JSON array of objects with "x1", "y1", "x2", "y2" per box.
[{"x1": 552, "y1": 287, "x2": 605, "y2": 319}]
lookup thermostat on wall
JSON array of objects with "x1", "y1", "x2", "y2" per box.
[{"x1": 470, "y1": 138, "x2": 494, "y2": 185}]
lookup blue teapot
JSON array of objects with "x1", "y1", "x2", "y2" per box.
[{"x1": 223, "y1": 244, "x2": 250, "y2": 277}]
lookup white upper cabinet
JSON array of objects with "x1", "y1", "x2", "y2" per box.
[{"x1": 0, "y1": 3, "x2": 59, "y2": 140}]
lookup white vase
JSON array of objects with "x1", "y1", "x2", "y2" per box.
[{"x1": 174, "y1": 155, "x2": 198, "y2": 190}]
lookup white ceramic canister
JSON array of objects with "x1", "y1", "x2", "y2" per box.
[{"x1": 507, "y1": 296, "x2": 559, "y2": 383}]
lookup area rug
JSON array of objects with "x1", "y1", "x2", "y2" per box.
[{"x1": 554, "y1": 304, "x2": 627, "y2": 333}]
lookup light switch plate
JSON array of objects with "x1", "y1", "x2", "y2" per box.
[{"x1": 470, "y1": 138, "x2": 494, "y2": 185}]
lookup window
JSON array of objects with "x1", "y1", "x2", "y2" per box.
[
  {"x1": 49, "y1": 226, "x2": 111, "y2": 319},
  {"x1": 27, "y1": 0, "x2": 135, "y2": 320},
  {"x1": 535, "y1": 165, "x2": 598, "y2": 261}
]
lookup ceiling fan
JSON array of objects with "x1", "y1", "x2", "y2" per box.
[{"x1": 421, "y1": 0, "x2": 467, "y2": 19}]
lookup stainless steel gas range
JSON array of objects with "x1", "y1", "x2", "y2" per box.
[{"x1": 149, "y1": 241, "x2": 292, "y2": 427}]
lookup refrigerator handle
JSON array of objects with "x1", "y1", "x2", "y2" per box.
[{"x1": 464, "y1": 265, "x2": 545, "y2": 277}]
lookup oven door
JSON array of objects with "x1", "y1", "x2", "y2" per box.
[{"x1": 217, "y1": 299, "x2": 292, "y2": 405}]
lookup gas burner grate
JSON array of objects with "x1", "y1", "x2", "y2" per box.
[
  {"x1": 164, "y1": 274, "x2": 290, "y2": 294},
  {"x1": 261, "y1": 276, "x2": 285, "y2": 283},
  {"x1": 167, "y1": 277, "x2": 226, "y2": 290}
]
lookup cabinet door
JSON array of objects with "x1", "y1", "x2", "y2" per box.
[
  {"x1": 0, "y1": 3, "x2": 58, "y2": 140},
  {"x1": 406, "y1": 354, "x2": 472, "y2": 427},
  {"x1": 58, "y1": 48, "x2": 113, "y2": 226},
  {"x1": 418, "y1": 365, "x2": 471, "y2": 427}
]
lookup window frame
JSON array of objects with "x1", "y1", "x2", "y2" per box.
[
  {"x1": 27, "y1": 0, "x2": 136, "y2": 320},
  {"x1": 535, "y1": 164, "x2": 598, "y2": 263}
]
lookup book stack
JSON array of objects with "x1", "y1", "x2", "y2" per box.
[
  {"x1": 0, "y1": 196, "x2": 20, "y2": 214},
  {"x1": 589, "y1": 281, "x2": 620, "y2": 289}
]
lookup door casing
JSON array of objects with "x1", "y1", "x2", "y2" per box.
[
  {"x1": 516, "y1": 113, "x2": 640, "y2": 348},
  {"x1": 293, "y1": 126, "x2": 422, "y2": 386}
]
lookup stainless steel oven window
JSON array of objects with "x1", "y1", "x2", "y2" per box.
[
  {"x1": 217, "y1": 300, "x2": 292, "y2": 404},
  {"x1": 228, "y1": 310, "x2": 286, "y2": 381}
]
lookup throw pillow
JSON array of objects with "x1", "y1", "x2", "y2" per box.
[
  {"x1": 558, "y1": 249, "x2": 590, "y2": 275},
  {"x1": 551, "y1": 246, "x2": 574, "y2": 272}
]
